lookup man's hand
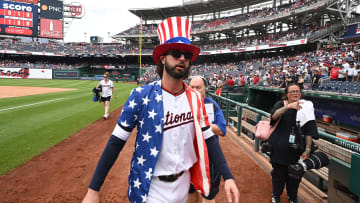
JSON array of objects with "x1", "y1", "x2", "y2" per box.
[
  {"x1": 82, "y1": 188, "x2": 99, "y2": 203},
  {"x1": 224, "y1": 179, "x2": 240, "y2": 203}
]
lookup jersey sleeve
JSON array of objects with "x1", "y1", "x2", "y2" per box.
[
  {"x1": 212, "y1": 99, "x2": 227, "y2": 136},
  {"x1": 113, "y1": 88, "x2": 142, "y2": 141}
]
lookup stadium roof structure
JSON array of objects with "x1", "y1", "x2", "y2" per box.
[{"x1": 129, "y1": 0, "x2": 265, "y2": 21}]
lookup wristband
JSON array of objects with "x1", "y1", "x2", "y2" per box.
[{"x1": 305, "y1": 148, "x2": 311, "y2": 154}]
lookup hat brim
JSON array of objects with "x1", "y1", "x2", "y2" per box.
[{"x1": 152, "y1": 43, "x2": 200, "y2": 64}]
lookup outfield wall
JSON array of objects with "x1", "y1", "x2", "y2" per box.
[{"x1": 0, "y1": 67, "x2": 52, "y2": 79}]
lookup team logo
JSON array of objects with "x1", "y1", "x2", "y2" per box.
[{"x1": 41, "y1": 4, "x2": 48, "y2": 11}]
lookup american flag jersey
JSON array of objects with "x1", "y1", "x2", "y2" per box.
[{"x1": 117, "y1": 79, "x2": 211, "y2": 203}]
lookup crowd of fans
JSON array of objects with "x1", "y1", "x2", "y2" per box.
[
  {"x1": 0, "y1": 60, "x2": 82, "y2": 70},
  {"x1": 116, "y1": 0, "x2": 326, "y2": 36},
  {"x1": 0, "y1": 23, "x2": 330, "y2": 57},
  {"x1": 140, "y1": 42, "x2": 360, "y2": 95}
]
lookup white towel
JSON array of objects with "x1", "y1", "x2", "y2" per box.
[{"x1": 296, "y1": 99, "x2": 315, "y2": 127}]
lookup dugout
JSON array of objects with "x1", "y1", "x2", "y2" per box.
[{"x1": 210, "y1": 89, "x2": 360, "y2": 203}]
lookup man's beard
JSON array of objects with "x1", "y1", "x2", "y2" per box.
[{"x1": 164, "y1": 59, "x2": 190, "y2": 79}]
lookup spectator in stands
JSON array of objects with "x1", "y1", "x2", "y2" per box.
[
  {"x1": 97, "y1": 72, "x2": 117, "y2": 119},
  {"x1": 303, "y1": 71, "x2": 312, "y2": 89},
  {"x1": 330, "y1": 64, "x2": 340, "y2": 81},
  {"x1": 253, "y1": 74, "x2": 260, "y2": 85},
  {"x1": 348, "y1": 61, "x2": 356, "y2": 81},
  {"x1": 357, "y1": 64, "x2": 360, "y2": 82},
  {"x1": 227, "y1": 76, "x2": 235, "y2": 87},
  {"x1": 320, "y1": 63, "x2": 329, "y2": 78},
  {"x1": 338, "y1": 65, "x2": 347, "y2": 81},
  {"x1": 239, "y1": 74, "x2": 246, "y2": 85},
  {"x1": 286, "y1": 71, "x2": 296, "y2": 85},
  {"x1": 216, "y1": 81, "x2": 223, "y2": 96},
  {"x1": 312, "y1": 69, "x2": 321, "y2": 88},
  {"x1": 296, "y1": 74, "x2": 304, "y2": 90}
]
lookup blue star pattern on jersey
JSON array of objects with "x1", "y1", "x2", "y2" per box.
[{"x1": 118, "y1": 80, "x2": 164, "y2": 203}]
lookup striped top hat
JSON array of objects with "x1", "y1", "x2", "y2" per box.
[{"x1": 153, "y1": 16, "x2": 200, "y2": 64}]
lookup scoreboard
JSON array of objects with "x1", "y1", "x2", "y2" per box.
[
  {"x1": 0, "y1": 0, "x2": 66, "y2": 39},
  {"x1": 0, "y1": 1, "x2": 38, "y2": 36}
]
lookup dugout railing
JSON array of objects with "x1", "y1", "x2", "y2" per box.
[{"x1": 209, "y1": 92, "x2": 360, "y2": 203}]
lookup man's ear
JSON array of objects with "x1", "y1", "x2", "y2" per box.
[{"x1": 160, "y1": 55, "x2": 166, "y2": 65}]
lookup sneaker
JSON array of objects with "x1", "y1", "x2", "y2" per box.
[
  {"x1": 271, "y1": 195, "x2": 281, "y2": 203},
  {"x1": 104, "y1": 113, "x2": 109, "y2": 119}
]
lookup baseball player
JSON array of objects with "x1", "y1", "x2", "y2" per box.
[
  {"x1": 82, "y1": 17, "x2": 239, "y2": 203},
  {"x1": 97, "y1": 72, "x2": 117, "y2": 119},
  {"x1": 188, "y1": 76, "x2": 227, "y2": 203}
]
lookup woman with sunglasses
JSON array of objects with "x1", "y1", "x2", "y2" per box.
[
  {"x1": 97, "y1": 72, "x2": 117, "y2": 119},
  {"x1": 267, "y1": 84, "x2": 318, "y2": 203}
]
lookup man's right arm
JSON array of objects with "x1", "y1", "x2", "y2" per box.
[{"x1": 88, "y1": 135, "x2": 127, "y2": 191}]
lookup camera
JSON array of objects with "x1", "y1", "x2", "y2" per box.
[
  {"x1": 261, "y1": 141, "x2": 272, "y2": 156},
  {"x1": 288, "y1": 151, "x2": 329, "y2": 180}
]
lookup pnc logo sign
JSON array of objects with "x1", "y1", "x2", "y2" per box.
[{"x1": 41, "y1": 4, "x2": 62, "y2": 13}]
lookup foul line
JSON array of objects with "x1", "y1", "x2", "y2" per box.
[{"x1": 0, "y1": 98, "x2": 65, "y2": 113}]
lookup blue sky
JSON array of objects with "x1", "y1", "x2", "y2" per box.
[{"x1": 63, "y1": 0, "x2": 183, "y2": 43}]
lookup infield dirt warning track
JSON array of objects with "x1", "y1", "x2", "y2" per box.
[{"x1": 0, "y1": 86, "x2": 76, "y2": 99}]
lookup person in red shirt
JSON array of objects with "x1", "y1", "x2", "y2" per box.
[
  {"x1": 216, "y1": 82, "x2": 223, "y2": 96},
  {"x1": 253, "y1": 74, "x2": 260, "y2": 84},
  {"x1": 227, "y1": 76, "x2": 235, "y2": 87},
  {"x1": 239, "y1": 74, "x2": 246, "y2": 85},
  {"x1": 330, "y1": 64, "x2": 340, "y2": 81}
]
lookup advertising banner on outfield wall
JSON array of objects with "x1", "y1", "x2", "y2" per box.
[
  {"x1": 53, "y1": 70, "x2": 79, "y2": 79},
  {"x1": 0, "y1": 67, "x2": 52, "y2": 79}
]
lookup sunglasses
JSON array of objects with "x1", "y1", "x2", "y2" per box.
[
  {"x1": 166, "y1": 50, "x2": 193, "y2": 60},
  {"x1": 288, "y1": 90, "x2": 301, "y2": 94}
]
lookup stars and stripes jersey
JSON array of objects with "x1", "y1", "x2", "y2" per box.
[{"x1": 112, "y1": 79, "x2": 212, "y2": 203}]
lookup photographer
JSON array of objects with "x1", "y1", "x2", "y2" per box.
[{"x1": 267, "y1": 84, "x2": 318, "y2": 203}]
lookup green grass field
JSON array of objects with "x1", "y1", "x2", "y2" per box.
[{"x1": 0, "y1": 79, "x2": 137, "y2": 175}]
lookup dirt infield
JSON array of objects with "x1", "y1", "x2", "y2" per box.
[
  {"x1": 0, "y1": 107, "x2": 288, "y2": 203},
  {"x1": 0, "y1": 86, "x2": 76, "y2": 98}
]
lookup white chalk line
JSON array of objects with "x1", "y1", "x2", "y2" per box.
[{"x1": 0, "y1": 98, "x2": 65, "y2": 113}]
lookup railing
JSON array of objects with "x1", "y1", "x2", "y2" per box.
[
  {"x1": 209, "y1": 91, "x2": 360, "y2": 201},
  {"x1": 209, "y1": 92, "x2": 360, "y2": 154}
]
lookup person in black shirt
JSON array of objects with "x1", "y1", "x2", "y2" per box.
[
  {"x1": 268, "y1": 84, "x2": 318, "y2": 203},
  {"x1": 311, "y1": 69, "x2": 321, "y2": 88}
]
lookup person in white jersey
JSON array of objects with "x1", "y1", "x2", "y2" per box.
[
  {"x1": 82, "y1": 17, "x2": 240, "y2": 203},
  {"x1": 97, "y1": 72, "x2": 117, "y2": 119}
]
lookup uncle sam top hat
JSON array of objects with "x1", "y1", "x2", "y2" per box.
[{"x1": 153, "y1": 16, "x2": 200, "y2": 64}]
